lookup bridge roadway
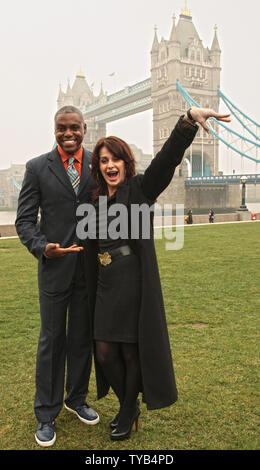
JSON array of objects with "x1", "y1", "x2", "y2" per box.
[
  {"x1": 185, "y1": 174, "x2": 260, "y2": 185},
  {"x1": 81, "y1": 78, "x2": 152, "y2": 123}
]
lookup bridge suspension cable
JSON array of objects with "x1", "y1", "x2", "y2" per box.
[
  {"x1": 218, "y1": 88, "x2": 260, "y2": 140},
  {"x1": 176, "y1": 80, "x2": 260, "y2": 164},
  {"x1": 10, "y1": 177, "x2": 22, "y2": 191}
]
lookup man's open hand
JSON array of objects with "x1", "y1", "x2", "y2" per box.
[{"x1": 44, "y1": 243, "x2": 84, "y2": 258}]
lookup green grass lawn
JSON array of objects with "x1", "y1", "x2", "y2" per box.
[{"x1": 0, "y1": 222, "x2": 259, "y2": 450}]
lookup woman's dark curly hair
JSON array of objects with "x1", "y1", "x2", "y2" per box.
[{"x1": 91, "y1": 136, "x2": 136, "y2": 201}]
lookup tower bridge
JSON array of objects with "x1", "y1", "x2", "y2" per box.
[
  {"x1": 58, "y1": 2, "x2": 222, "y2": 180},
  {"x1": 81, "y1": 78, "x2": 152, "y2": 123},
  {"x1": 7, "y1": 2, "x2": 260, "y2": 212}
]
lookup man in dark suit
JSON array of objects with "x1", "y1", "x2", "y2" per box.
[{"x1": 15, "y1": 105, "x2": 98, "y2": 447}]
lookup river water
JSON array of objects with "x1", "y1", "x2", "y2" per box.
[
  {"x1": 0, "y1": 211, "x2": 17, "y2": 225},
  {"x1": 0, "y1": 203, "x2": 260, "y2": 227}
]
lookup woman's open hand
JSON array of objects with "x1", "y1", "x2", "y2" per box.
[{"x1": 186, "y1": 107, "x2": 231, "y2": 133}]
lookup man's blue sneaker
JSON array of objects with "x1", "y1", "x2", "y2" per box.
[
  {"x1": 35, "y1": 421, "x2": 56, "y2": 447},
  {"x1": 65, "y1": 403, "x2": 99, "y2": 425}
]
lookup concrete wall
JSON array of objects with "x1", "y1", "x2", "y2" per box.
[
  {"x1": 247, "y1": 184, "x2": 260, "y2": 202},
  {"x1": 0, "y1": 225, "x2": 17, "y2": 237},
  {"x1": 147, "y1": 176, "x2": 260, "y2": 214},
  {"x1": 1, "y1": 213, "x2": 259, "y2": 239},
  {"x1": 185, "y1": 184, "x2": 241, "y2": 210},
  {"x1": 156, "y1": 212, "x2": 259, "y2": 225},
  {"x1": 157, "y1": 172, "x2": 186, "y2": 207}
]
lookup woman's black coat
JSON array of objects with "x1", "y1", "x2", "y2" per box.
[{"x1": 83, "y1": 117, "x2": 198, "y2": 410}]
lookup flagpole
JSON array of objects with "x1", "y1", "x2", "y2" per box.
[{"x1": 109, "y1": 72, "x2": 117, "y2": 93}]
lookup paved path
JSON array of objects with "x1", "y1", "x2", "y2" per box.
[{"x1": 0, "y1": 219, "x2": 258, "y2": 241}]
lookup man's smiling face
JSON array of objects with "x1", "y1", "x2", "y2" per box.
[{"x1": 55, "y1": 112, "x2": 87, "y2": 154}]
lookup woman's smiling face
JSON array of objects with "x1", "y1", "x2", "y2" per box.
[{"x1": 99, "y1": 146, "x2": 126, "y2": 196}]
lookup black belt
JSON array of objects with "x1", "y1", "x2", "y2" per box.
[{"x1": 98, "y1": 245, "x2": 133, "y2": 266}]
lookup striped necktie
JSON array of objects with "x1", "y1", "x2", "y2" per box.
[{"x1": 67, "y1": 156, "x2": 80, "y2": 194}]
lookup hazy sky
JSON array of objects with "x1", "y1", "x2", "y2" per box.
[{"x1": 0, "y1": 0, "x2": 259, "y2": 172}]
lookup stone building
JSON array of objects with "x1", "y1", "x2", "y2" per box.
[
  {"x1": 151, "y1": 5, "x2": 221, "y2": 176},
  {"x1": 150, "y1": 4, "x2": 222, "y2": 208},
  {"x1": 57, "y1": 70, "x2": 152, "y2": 172},
  {"x1": 50, "y1": 4, "x2": 251, "y2": 211},
  {"x1": 1, "y1": 5, "x2": 257, "y2": 215},
  {"x1": 0, "y1": 164, "x2": 25, "y2": 210},
  {"x1": 57, "y1": 70, "x2": 107, "y2": 152},
  {"x1": 56, "y1": 3, "x2": 221, "y2": 181},
  {"x1": 129, "y1": 144, "x2": 152, "y2": 173}
]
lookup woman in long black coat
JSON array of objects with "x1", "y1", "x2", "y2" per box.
[{"x1": 82, "y1": 108, "x2": 230, "y2": 441}]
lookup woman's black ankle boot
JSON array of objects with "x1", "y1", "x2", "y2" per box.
[
  {"x1": 109, "y1": 399, "x2": 140, "y2": 429},
  {"x1": 109, "y1": 412, "x2": 120, "y2": 429},
  {"x1": 110, "y1": 404, "x2": 140, "y2": 440}
]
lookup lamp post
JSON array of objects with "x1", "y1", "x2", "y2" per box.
[{"x1": 239, "y1": 176, "x2": 248, "y2": 211}]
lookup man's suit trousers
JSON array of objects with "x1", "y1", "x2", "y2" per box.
[{"x1": 34, "y1": 255, "x2": 92, "y2": 423}]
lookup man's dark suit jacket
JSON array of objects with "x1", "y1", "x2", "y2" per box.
[{"x1": 15, "y1": 147, "x2": 96, "y2": 293}]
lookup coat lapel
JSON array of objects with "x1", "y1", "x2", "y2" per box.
[
  {"x1": 47, "y1": 147, "x2": 75, "y2": 196},
  {"x1": 47, "y1": 146, "x2": 129, "y2": 206},
  {"x1": 77, "y1": 149, "x2": 93, "y2": 197},
  {"x1": 47, "y1": 147, "x2": 94, "y2": 198},
  {"x1": 115, "y1": 178, "x2": 130, "y2": 206}
]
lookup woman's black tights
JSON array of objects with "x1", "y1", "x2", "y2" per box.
[{"x1": 95, "y1": 341, "x2": 141, "y2": 409}]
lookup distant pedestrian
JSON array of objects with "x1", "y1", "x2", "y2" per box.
[
  {"x1": 209, "y1": 209, "x2": 214, "y2": 223},
  {"x1": 187, "y1": 208, "x2": 193, "y2": 224}
]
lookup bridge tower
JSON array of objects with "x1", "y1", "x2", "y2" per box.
[
  {"x1": 151, "y1": 3, "x2": 221, "y2": 178},
  {"x1": 57, "y1": 69, "x2": 106, "y2": 151}
]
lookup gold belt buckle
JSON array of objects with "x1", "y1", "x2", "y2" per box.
[{"x1": 98, "y1": 251, "x2": 112, "y2": 266}]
